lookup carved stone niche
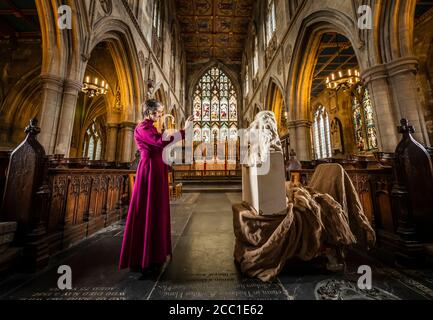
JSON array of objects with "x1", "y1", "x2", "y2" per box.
[
  {"x1": 265, "y1": 35, "x2": 278, "y2": 66},
  {"x1": 0, "y1": 119, "x2": 46, "y2": 243},
  {"x1": 99, "y1": 0, "x2": 113, "y2": 15}
]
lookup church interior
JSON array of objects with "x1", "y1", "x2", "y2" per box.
[{"x1": 1, "y1": 0, "x2": 433, "y2": 301}]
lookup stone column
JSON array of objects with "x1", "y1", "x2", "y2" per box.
[
  {"x1": 387, "y1": 57, "x2": 430, "y2": 146},
  {"x1": 106, "y1": 124, "x2": 119, "y2": 162},
  {"x1": 363, "y1": 65, "x2": 399, "y2": 152},
  {"x1": 53, "y1": 79, "x2": 82, "y2": 156},
  {"x1": 119, "y1": 122, "x2": 136, "y2": 163},
  {"x1": 38, "y1": 75, "x2": 64, "y2": 154},
  {"x1": 288, "y1": 120, "x2": 312, "y2": 161}
]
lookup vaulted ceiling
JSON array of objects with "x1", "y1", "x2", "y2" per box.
[
  {"x1": 415, "y1": 0, "x2": 433, "y2": 19},
  {"x1": 176, "y1": 0, "x2": 254, "y2": 66},
  {"x1": 311, "y1": 33, "x2": 359, "y2": 97},
  {"x1": 311, "y1": 1, "x2": 433, "y2": 97}
]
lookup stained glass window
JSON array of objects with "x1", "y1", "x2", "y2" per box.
[
  {"x1": 193, "y1": 67, "x2": 238, "y2": 142},
  {"x1": 83, "y1": 122, "x2": 103, "y2": 160},
  {"x1": 312, "y1": 106, "x2": 332, "y2": 159},
  {"x1": 193, "y1": 124, "x2": 201, "y2": 142},
  {"x1": 351, "y1": 84, "x2": 378, "y2": 152}
]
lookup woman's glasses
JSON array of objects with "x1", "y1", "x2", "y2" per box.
[{"x1": 151, "y1": 109, "x2": 164, "y2": 116}]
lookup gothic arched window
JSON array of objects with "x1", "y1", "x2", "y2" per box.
[
  {"x1": 351, "y1": 84, "x2": 378, "y2": 152},
  {"x1": 312, "y1": 106, "x2": 332, "y2": 159},
  {"x1": 253, "y1": 35, "x2": 259, "y2": 78},
  {"x1": 83, "y1": 122, "x2": 103, "y2": 160},
  {"x1": 193, "y1": 67, "x2": 238, "y2": 142},
  {"x1": 152, "y1": 0, "x2": 162, "y2": 38},
  {"x1": 152, "y1": 0, "x2": 163, "y2": 62},
  {"x1": 266, "y1": 0, "x2": 276, "y2": 45}
]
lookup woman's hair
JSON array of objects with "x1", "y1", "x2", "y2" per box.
[{"x1": 142, "y1": 99, "x2": 162, "y2": 118}]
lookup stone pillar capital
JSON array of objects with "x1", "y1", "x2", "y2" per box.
[
  {"x1": 287, "y1": 120, "x2": 312, "y2": 129},
  {"x1": 362, "y1": 64, "x2": 388, "y2": 84},
  {"x1": 120, "y1": 121, "x2": 137, "y2": 130},
  {"x1": 106, "y1": 123, "x2": 120, "y2": 130},
  {"x1": 63, "y1": 79, "x2": 84, "y2": 92},
  {"x1": 362, "y1": 57, "x2": 420, "y2": 84},
  {"x1": 40, "y1": 74, "x2": 64, "y2": 92},
  {"x1": 386, "y1": 56, "x2": 419, "y2": 78}
]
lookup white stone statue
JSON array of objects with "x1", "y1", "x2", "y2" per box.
[
  {"x1": 242, "y1": 111, "x2": 287, "y2": 216},
  {"x1": 245, "y1": 111, "x2": 283, "y2": 168}
]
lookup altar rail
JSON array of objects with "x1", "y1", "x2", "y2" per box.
[{"x1": 172, "y1": 169, "x2": 242, "y2": 182}]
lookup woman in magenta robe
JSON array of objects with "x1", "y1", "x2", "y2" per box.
[{"x1": 119, "y1": 99, "x2": 193, "y2": 272}]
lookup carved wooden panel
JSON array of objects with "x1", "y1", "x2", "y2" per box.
[
  {"x1": 65, "y1": 176, "x2": 80, "y2": 225},
  {"x1": 77, "y1": 175, "x2": 92, "y2": 223},
  {"x1": 372, "y1": 176, "x2": 395, "y2": 233},
  {"x1": 349, "y1": 173, "x2": 374, "y2": 226},
  {"x1": 101, "y1": 175, "x2": 109, "y2": 215},
  {"x1": 47, "y1": 175, "x2": 68, "y2": 232},
  {"x1": 89, "y1": 176, "x2": 100, "y2": 218}
]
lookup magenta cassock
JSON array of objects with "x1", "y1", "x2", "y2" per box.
[{"x1": 119, "y1": 119, "x2": 184, "y2": 270}]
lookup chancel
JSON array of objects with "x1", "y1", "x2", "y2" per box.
[{"x1": 1, "y1": 0, "x2": 433, "y2": 302}]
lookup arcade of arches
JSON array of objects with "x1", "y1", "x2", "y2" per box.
[{"x1": 1, "y1": 0, "x2": 433, "y2": 300}]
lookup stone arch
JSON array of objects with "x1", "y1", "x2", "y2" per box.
[
  {"x1": 285, "y1": 10, "x2": 364, "y2": 160},
  {"x1": 265, "y1": 77, "x2": 286, "y2": 135},
  {"x1": 74, "y1": 94, "x2": 107, "y2": 158},
  {"x1": 87, "y1": 18, "x2": 145, "y2": 123},
  {"x1": 36, "y1": 0, "x2": 84, "y2": 81},
  {"x1": 286, "y1": 10, "x2": 364, "y2": 121},
  {"x1": 0, "y1": 67, "x2": 42, "y2": 146},
  {"x1": 371, "y1": 0, "x2": 418, "y2": 65}
]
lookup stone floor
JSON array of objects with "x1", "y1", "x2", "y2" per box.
[{"x1": 1, "y1": 192, "x2": 433, "y2": 300}]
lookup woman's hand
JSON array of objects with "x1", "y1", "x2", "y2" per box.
[{"x1": 184, "y1": 115, "x2": 194, "y2": 131}]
